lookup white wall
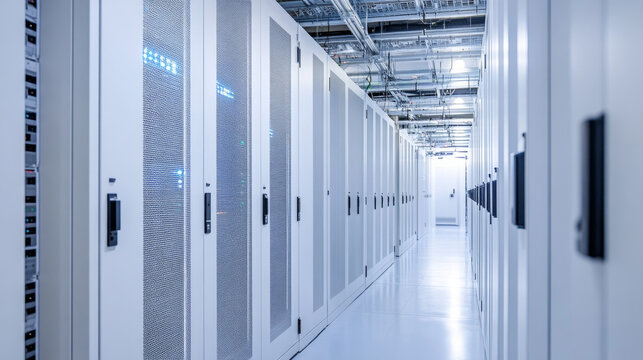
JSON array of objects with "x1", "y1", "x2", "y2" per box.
[{"x1": 432, "y1": 157, "x2": 466, "y2": 226}]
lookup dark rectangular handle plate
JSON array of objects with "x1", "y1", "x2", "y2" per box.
[
  {"x1": 387, "y1": 196, "x2": 390, "y2": 207},
  {"x1": 297, "y1": 196, "x2": 301, "y2": 222},
  {"x1": 381, "y1": 195, "x2": 384, "y2": 208},
  {"x1": 578, "y1": 115, "x2": 604, "y2": 258},
  {"x1": 393, "y1": 196, "x2": 395, "y2": 206},
  {"x1": 357, "y1": 195, "x2": 360, "y2": 214},
  {"x1": 263, "y1": 193, "x2": 269, "y2": 225},
  {"x1": 374, "y1": 195, "x2": 377, "y2": 210},
  {"x1": 513, "y1": 153, "x2": 526, "y2": 228},
  {"x1": 107, "y1": 194, "x2": 120, "y2": 247},
  {"x1": 348, "y1": 195, "x2": 351, "y2": 216},
  {"x1": 204, "y1": 192, "x2": 212, "y2": 234}
]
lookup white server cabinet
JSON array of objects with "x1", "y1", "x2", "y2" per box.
[
  {"x1": 0, "y1": 1, "x2": 26, "y2": 358},
  {"x1": 364, "y1": 101, "x2": 394, "y2": 284},
  {"x1": 346, "y1": 84, "x2": 365, "y2": 300},
  {"x1": 328, "y1": 61, "x2": 347, "y2": 319},
  {"x1": 365, "y1": 102, "x2": 375, "y2": 284},
  {"x1": 39, "y1": 0, "x2": 207, "y2": 358},
  {"x1": 209, "y1": 0, "x2": 262, "y2": 359},
  {"x1": 397, "y1": 137, "x2": 406, "y2": 256},
  {"x1": 397, "y1": 133, "x2": 417, "y2": 256},
  {"x1": 260, "y1": 0, "x2": 300, "y2": 358},
  {"x1": 380, "y1": 114, "x2": 389, "y2": 264},
  {"x1": 327, "y1": 59, "x2": 365, "y2": 321},
  {"x1": 390, "y1": 122, "x2": 397, "y2": 255},
  {"x1": 98, "y1": 0, "x2": 205, "y2": 358},
  {"x1": 390, "y1": 123, "x2": 398, "y2": 256},
  {"x1": 373, "y1": 112, "x2": 381, "y2": 266},
  {"x1": 385, "y1": 117, "x2": 395, "y2": 262},
  {"x1": 297, "y1": 28, "x2": 329, "y2": 348}
]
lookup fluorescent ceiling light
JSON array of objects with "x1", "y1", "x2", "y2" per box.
[{"x1": 451, "y1": 59, "x2": 466, "y2": 73}]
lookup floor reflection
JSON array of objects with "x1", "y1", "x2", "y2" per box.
[{"x1": 295, "y1": 226, "x2": 486, "y2": 360}]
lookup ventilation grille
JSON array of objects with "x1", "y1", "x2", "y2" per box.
[
  {"x1": 312, "y1": 55, "x2": 325, "y2": 312},
  {"x1": 269, "y1": 18, "x2": 292, "y2": 341},
  {"x1": 216, "y1": 0, "x2": 253, "y2": 358},
  {"x1": 329, "y1": 71, "x2": 346, "y2": 299},
  {"x1": 143, "y1": 0, "x2": 191, "y2": 358}
]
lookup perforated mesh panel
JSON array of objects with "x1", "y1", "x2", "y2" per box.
[
  {"x1": 347, "y1": 90, "x2": 363, "y2": 283},
  {"x1": 366, "y1": 107, "x2": 373, "y2": 269},
  {"x1": 329, "y1": 71, "x2": 346, "y2": 299},
  {"x1": 381, "y1": 122, "x2": 388, "y2": 259},
  {"x1": 143, "y1": 1, "x2": 191, "y2": 358},
  {"x1": 269, "y1": 19, "x2": 292, "y2": 341},
  {"x1": 216, "y1": 0, "x2": 252, "y2": 358},
  {"x1": 389, "y1": 126, "x2": 395, "y2": 254},
  {"x1": 374, "y1": 114, "x2": 381, "y2": 263},
  {"x1": 312, "y1": 55, "x2": 325, "y2": 311}
]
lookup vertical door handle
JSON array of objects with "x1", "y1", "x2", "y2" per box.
[
  {"x1": 393, "y1": 195, "x2": 396, "y2": 206},
  {"x1": 381, "y1": 194, "x2": 384, "y2": 208},
  {"x1": 374, "y1": 195, "x2": 377, "y2": 210},
  {"x1": 263, "y1": 193, "x2": 269, "y2": 225},
  {"x1": 107, "y1": 194, "x2": 121, "y2": 247},
  {"x1": 297, "y1": 196, "x2": 301, "y2": 222},
  {"x1": 578, "y1": 115, "x2": 605, "y2": 258},
  {"x1": 357, "y1": 194, "x2": 360, "y2": 215},
  {"x1": 388, "y1": 195, "x2": 390, "y2": 207},
  {"x1": 348, "y1": 194, "x2": 351, "y2": 216},
  {"x1": 204, "y1": 192, "x2": 212, "y2": 234}
]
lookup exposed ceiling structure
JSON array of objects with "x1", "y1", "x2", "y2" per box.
[{"x1": 278, "y1": 0, "x2": 486, "y2": 153}]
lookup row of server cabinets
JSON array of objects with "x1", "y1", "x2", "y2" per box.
[
  {"x1": 397, "y1": 130, "x2": 420, "y2": 255},
  {"x1": 0, "y1": 0, "x2": 422, "y2": 359},
  {"x1": 466, "y1": 18, "x2": 504, "y2": 350}
]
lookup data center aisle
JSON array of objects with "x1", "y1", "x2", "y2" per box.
[{"x1": 294, "y1": 226, "x2": 485, "y2": 360}]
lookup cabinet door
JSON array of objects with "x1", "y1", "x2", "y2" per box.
[
  {"x1": 328, "y1": 68, "x2": 347, "y2": 314},
  {"x1": 208, "y1": 0, "x2": 261, "y2": 359},
  {"x1": 346, "y1": 88, "x2": 364, "y2": 293},
  {"x1": 260, "y1": 1, "x2": 300, "y2": 358},
  {"x1": 99, "y1": 0, "x2": 199, "y2": 358},
  {"x1": 365, "y1": 106, "x2": 374, "y2": 277},
  {"x1": 374, "y1": 113, "x2": 382, "y2": 263},
  {"x1": 297, "y1": 32, "x2": 328, "y2": 347}
]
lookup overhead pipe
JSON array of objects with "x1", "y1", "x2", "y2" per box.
[
  {"x1": 338, "y1": 50, "x2": 482, "y2": 66},
  {"x1": 295, "y1": 8, "x2": 485, "y2": 27},
  {"x1": 316, "y1": 25, "x2": 485, "y2": 44}
]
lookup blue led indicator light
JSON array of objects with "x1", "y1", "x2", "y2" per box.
[
  {"x1": 143, "y1": 47, "x2": 179, "y2": 75},
  {"x1": 216, "y1": 82, "x2": 235, "y2": 99}
]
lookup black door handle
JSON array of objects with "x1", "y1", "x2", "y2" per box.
[
  {"x1": 263, "y1": 193, "x2": 269, "y2": 225},
  {"x1": 393, "y1": 195, "x2": 396, "y2": 206},
  {"x1": 374, "y1": 195, "x2": 377, "y2": 210},
  {"x1": 381, "y1": 194, "x2": 384, "y2": 208},
  {"x1": 204, "y1": 192, "x2": 212, "y2": 234},
  {"x1": 578, "y1": 115, "x2": 604, "y2": 258},
  {"x1": 348, "y1": 194, "x2": 351, "y2": 216},
  {"x1": 356, "y1": 195, "x2": 360, "y2": 214},
  {"x1": 107, "y1": 194, "x2": 121, "y2": 247},
  {"x1": 387, "y1": 196, "x2": 390, "y2": 207},
  {"x1": 297, "y1": 196, "x2": 301, "y2": 222}
]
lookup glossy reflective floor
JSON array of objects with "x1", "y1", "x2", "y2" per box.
[{"x1": 295, "y1": 226, "x2": 486, "y2": 360}]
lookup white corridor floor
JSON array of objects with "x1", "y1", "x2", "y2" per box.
[{"x1": 294, "y1": 226, "x2": 486, "y2": 360}]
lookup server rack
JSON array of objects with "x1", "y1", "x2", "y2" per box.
[{"x1": 24, "y1": 1, "x2": 40, "y2": 358}]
